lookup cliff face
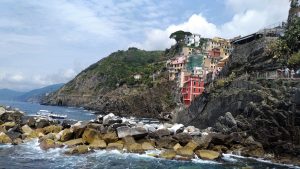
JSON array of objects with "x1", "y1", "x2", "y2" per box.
[
  {"x1": 43, "y1": 48, "x2": 179, "y2": 118},
  {"x1": 175, "y1": 37, "x2": 300, "y2": 156}
]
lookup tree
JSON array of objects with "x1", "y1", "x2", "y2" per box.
[
  {"x1": 288, "y1": 51, "x2": 300, "y2": 67},
  {"x1": 169, "y1": 30, "x2": 192, "y2": 43}
]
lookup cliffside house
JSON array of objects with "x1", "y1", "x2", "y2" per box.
[
  {"x1": 181, "y1": 75, "x2": 205, "y2": 106},
  {"x1": 168, "y1": 56, "x2": 186, "y2": 80},
  {"x1": 185, "y1": 34, "x2": 201, "y2": 47}
]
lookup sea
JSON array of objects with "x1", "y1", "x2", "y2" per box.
[{"x1": 0, "y1": 100, "x2": 299, "y2": 169}]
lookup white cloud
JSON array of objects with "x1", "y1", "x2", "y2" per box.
[{"x1": 133, "y1": 0, "x2": 290, "y2": 50}]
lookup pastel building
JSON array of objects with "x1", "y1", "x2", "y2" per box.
[
  {"x1": 168, "y1": 56, "x2": 186, "y2": 80},
  {"x1": 181, "y1": 75, "x2": 205, "y2": 106},
  {"x1": 185, "y1": 34, "x2": 201, "y2": 47}
]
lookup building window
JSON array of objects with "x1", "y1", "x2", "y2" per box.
[
  {"x1": 194, "y1": 88, "x2": 196, "y2": 92},
  {"x1": 193, "y1": 81, "x2": 196, "y2": 85}
]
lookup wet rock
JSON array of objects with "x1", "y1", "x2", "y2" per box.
[
  {"x1": 224, "y1": 112, "x2": 237, "y2": 127},
  {"x1": 39, "y1": 138, "x2": 56, "y2": 150},
  {"x1": 107, "y1": 142, "x2": 124, "y2": 151},
  {"x1": 102, "y1": 132, "x2": 118, "y2": 143},
  {"x1": 195, "y1": 150, "x2": 221, "y2": 160},
  {"x1": 42, "y1": 125, "x2": 62, "y2": 134},
  {"x1": 63, "y1": 138, "x2": 84, "y2": 147},
  {"x1": 40, "y1": 133, "x2": 56, "y2": 142},
  {"x1": 173, "y1": 133, "x2": 192, "y2": 145},
  {"x1": 149, "y1": 129, "x2": 170, "y2": 139},
  {"x1": 12, "y1": 138, "x2": 23, "y2": 145},
  {"x1": 82, "y1": 128, "x2": 101, "y2": 144},
  {"x1": 212, "y1": 145, "x2": 228, "y2": 153},
  {"x1": 159, "y1": 150, "x2": 176, "y2": 160},
  {"x1": 59, "y1": 129, "x2": 73, "y2": 142},
  {"x1": 0, "y1": 132, "x2": 12, "y2": 144},
  {"x1": 90, "y1": 139, "x2": 107, "y2": 149},
  {"x1": 185, "y1": 140, "x2": 199, "y2": 151},
  {"x1": 65, "y1": 145, "x2": 89, "y2": 155}
]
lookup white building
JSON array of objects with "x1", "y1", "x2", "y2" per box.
[{"x1": 185, "y1": 34, "x2": 201, "y2": 47}]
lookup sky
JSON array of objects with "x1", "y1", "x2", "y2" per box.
[{"x1": 0, "y1": 0, "x2": 290, "y2": 91}]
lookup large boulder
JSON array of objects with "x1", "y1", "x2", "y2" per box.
[
  {"x1": 71, "y1": 122, "x2": 87, "y2": 138},
  {"x1": 0, "y1": 122, "x2": 16, "y2": 130},
  {"x1": 43, "y1": 125, "x2": 62, "y2": 134},
  {"x1": 35, "y1": 118, "x2": 51, "y2": 128},
  {"x1": 59, "y1": 129, "x2": 73, "y2": 142},
  {"x1": 149, "y1": 129, "x2": 171, "y2": 139},
  {"x1": 89, "y1": 139, "x2": 107, "y2": 149},
  {"x1": 0, "y1": 109, "x2": 23, "y2": 124},
  {"x1": 176, "y1": 146, "x2": 194, "y2": 158},
  {"x1": 141, "y1": 142, "x2": 155, "y2": 150},
  {"x1": 116, "y1": 126, "x2": 148, "y2": 139},
  {"x1": 107, "y1": 142, "x2": 124, "y2": 151},
  {"x1": 156, "y1": 136, "x2": 178, "y2": 149},
  {"x1": 103, "y1": 113, "x2": 122, "y2": 126},
  {"x1": 102, "y1": 132, "x2": 118, "y2": 143},
  {"x1": 39, "y1": 138, "x2": 57, "y2": 150},
  {"x1": 195, "y1": 150, "x2": 221, "y2": 160},
  {"x1": 21, "y1": 125, "x2": 33, "y2": 134},
  {"x1": 6, "y1": 130, "x2": 21, "y2": 140},
  {"x1": 173, "y1": 133, "x2": 192, "y2": 145},
  {"x1": 62, "y1": 120, "x2": 77, "y2": 129},
  {"x1": 127, "y1": 143, "x2": 144, "y2": 153},
  {"x1": 65, "y1": 145, "x2": 89, "y2": 155},
  {"x1": 159, "y1": 150, "x2": 176, "y2": 160},
  {"x1": 63, "y1": 138, "x2": 84, "y2": 147},
  {"x1": 0, "y1": 132, "x2": 12, "y2": 144},
  {"x1": 82, "y1": 128, "x2": 101, "y2": 144}
]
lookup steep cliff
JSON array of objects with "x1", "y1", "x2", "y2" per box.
[
  {"x1": 43, "y1": 48, "x2": 179, "y2": 118},
  {"x1": 175, "y1": 37, "x2": 300, "y2": 158}
]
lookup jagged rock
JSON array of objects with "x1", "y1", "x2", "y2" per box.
[
  {"x1": 173, "y1": 133, "x2": 192, "y2": 145},
  {"x1": 149, "y1": 129, "x2": 170, "y2": 139},
  {"x1": 90, "y1": 139, "x2": 107, "y2": 149},
  {"x1": 42, "y1": 125, "x2": 62, "y2": 134},
  {"x1": 59, "y1": 129, "x2": 73, "y2": 142},
  {"x1": 212, "y1": 145, "x2": 228, "y2": 153},
  {"x1": 63, "y1": 138, "x2": 84, "y2": 147},
  {"x1": 65, "y1": 145, "x2": 89, "y2": 155},
  {"x1": 107, "y1": 142, "x2": 124, "y2": 151},
  {"x1": 39, "y1": 138, "x2": 56, "y2": 150},
  {"x1": 102, "y1": 132, "x2": 118, "y2": 143},
  {"x1": 193, "y1": 134, "x2": 212, "y2": 149},
  {"x1": 224, "y1": 112, "x2": 237, "y2": 127},
  {"x1": 0, "y1": 132, "x2": 12, "y2": 143},
  {"x1": 82, "y1": 128, "x2": 101, "y2": 144},
  {"x1": 40, "y1": 133, "x2": 56, "y2": 142},
  {"x1": 159, "y1": 150, "x2": 176, "y2": 160},
  {"x1": 195, "y1": 150, "x2": 221, "y2": 160}
]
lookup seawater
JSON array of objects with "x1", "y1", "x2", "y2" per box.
[{"x1": 0, "y1": 101, "x2": 299, "y2": 169}]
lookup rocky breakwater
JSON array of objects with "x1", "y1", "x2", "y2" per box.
[{"x1": 1, "y1": 106, "x2": 270, "y2": 163}]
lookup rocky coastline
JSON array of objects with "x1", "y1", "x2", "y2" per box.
[{"x1": 1, "y1": 106, "x2": 299, "y2": 167}]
